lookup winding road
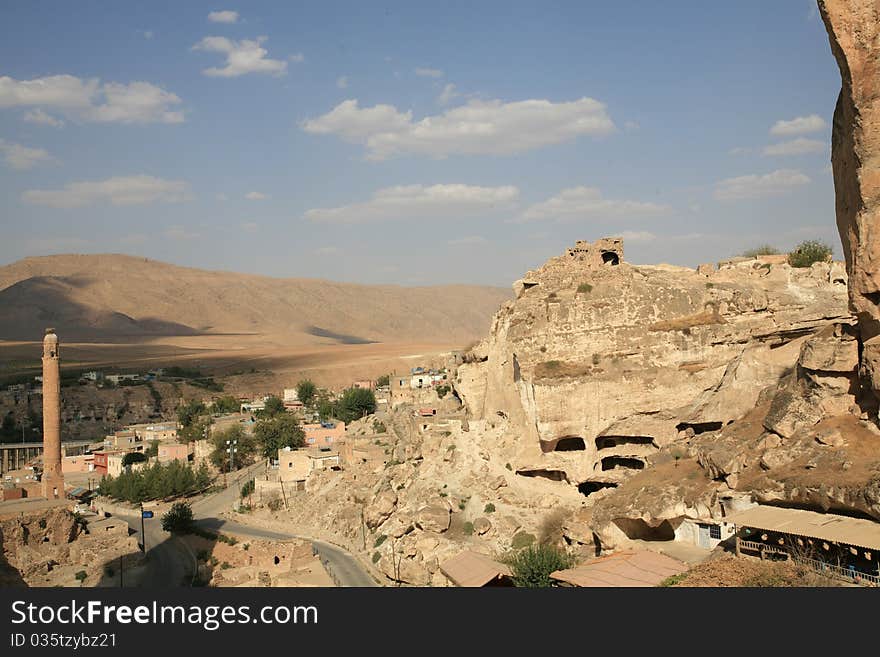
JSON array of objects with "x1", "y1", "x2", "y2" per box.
[{"x1": 116, "y1": 463, "x2": 377, "y2": 587}]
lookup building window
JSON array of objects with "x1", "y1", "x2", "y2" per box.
[{"x1": 709, "y1": 525, "x2": 721, "y2": 540}]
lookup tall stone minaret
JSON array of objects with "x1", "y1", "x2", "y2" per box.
[{"x1": 41, "y1": 328, "x2": 64, "y2": 499}]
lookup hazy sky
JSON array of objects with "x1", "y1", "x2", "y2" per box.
[{"x1": 0, "y1": 1, "x2": 842, "y2": 287}]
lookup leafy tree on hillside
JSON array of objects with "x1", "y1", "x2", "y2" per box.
[
  {"x1": 335, "y1": 387, "x2": 377, "y2": 423},
  {"x1": 788, "y1": 240, "x2": 833, "y2": 268},
  {"x1": 212, "y1": 395, "x2": 240, "y2": 414},
  {"x1": 376, "y1": 374, "x2": 390, "y2": 388},
  {"x1": 296, "y1": 379, "x2": 317, "y2": 406},
  {"x1": 315, "y1": 390, "x2": 336, "y2": 422},
  {"x1": 254, "y1": 414, "x2": 305, "y2": 458},
  {"x1": 261, "y1": 395, "x2": 286, "y2": 418},
  {"x1": 177, "y1": 399, "x2": 207, "y2": 428},
  {"x1": 209, "y1": 424, "x2": 256, "y2": 472}
]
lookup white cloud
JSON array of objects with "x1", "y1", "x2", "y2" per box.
[
  {"x1": 415, "y1": 67, "x2": 444, "y2": 78},
  {"x1": 289, "y1": 53, "x2": 305, "y2": 63},
  {"x1": 770, "y1": 114, "x2": 826, "y2": 136},
  {"x1": 241, "y1": 222, "x2": 259, "y2": 233},
  {"x1": 0, "y1": 75, "x2": 184, "y2": 124},
  {"x1": 192, "y1": 36, "x2": 287, "y2": 77},
  {"x1": 302, "y1": 96, "x2": 615, "y2": 160},
  {"x1": 447, "y1": 235, "x2": 487, "y2": 246},
  {"x1": 140, "y1": 30, "x2": 154, "y2": 39},
  {"x1": 304, "y1": 183, "x2": 519, "y2": 224},
  {"x1": 336, "y1": 76, "x2": 349, "y2": 89},
  {"x1": 164, "y1": 225, "x2": 200, "y2": 241},
  {"x1": 728, "y1": 146, "x2": 752, "y2": 155},
  {"x1": 23, "y1": 175, "x2": 193, "y2": 208},
  {"x1": 518, "y1": 186, "x2": 671, "y2": 223},
  {"x1": 245, "y1": 191, "x2": 267, "y2": 200},
  {"x1": 22, "y1": 109, "x2": 65, "y2": 127},
  {"x1": 437, "y1": 83, "x2": 459, "y2": 106},
  {"x1": 618, "y1": 230, "x2": 657, "y2": 242},
  {"x1": 208, "y1": 10, "x2": 239, "y2": 24},
  {"x1": 762, "y1": 137, "x2": 827, "y2": 157},
  {"x1": 0, "y1": 139, "x2": 57, "y2": 170},
  {"x1": 713, "y1": 169, "x2": 811, "y2": 201}
]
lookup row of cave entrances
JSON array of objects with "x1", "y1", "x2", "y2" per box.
[
  {"x1": 540, "y1": 434, "x2": 656, "y2": 453},
  {"x1": 514, "y1": 468, "x2": 621, "y2": 498}
]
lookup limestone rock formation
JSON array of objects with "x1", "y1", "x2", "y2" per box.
[
  {"x1": 819, "y1": 0, "x2": 880, "y2": 399},
  {"x1": 456, "y1": 239, "x2": 851, "y2": 494}
]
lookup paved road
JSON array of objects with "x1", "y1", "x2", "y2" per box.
[{"x1": 115, "y1": 462, "x2": 377, "y2": 587}]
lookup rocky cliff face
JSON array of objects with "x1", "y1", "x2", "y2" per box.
[
  {"x1": 820, "y1": 0, "x2": 880, "y2": 398},
  {"x1": 456, "y1": 241, "x2": 851, "y2": 496}
]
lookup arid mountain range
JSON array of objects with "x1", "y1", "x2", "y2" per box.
[{"x1": 0, "y1": 254, "x2": 511, "y2": 344}]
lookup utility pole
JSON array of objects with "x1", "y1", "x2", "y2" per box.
[
  {"x1": 139, "y1": 502, "x2": 146, "y2": 553},
  {"x1": 226, "y1": 438, "x2": 237, "y2": 489}
]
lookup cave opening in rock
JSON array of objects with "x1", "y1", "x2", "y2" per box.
[
  {"x1": 600, "y1": 456, "x2": 645, "y2": 471},
  {"x1": 577, "y1": 481, "x2": 618, "y2": 497},
  {"x1": 675, "y1": 421, "x2": 723, "y2": 435},
  {"x1": 542, "y1": 435, "x2": 587, "y2": 453},
  {"x1": 516, "y1": 468, "x2": 569, "y2": 482},
  {"x1": 601, "y1": 251, "x2": 620, "y2": 266},
  {"x1": 595, "y1": 435, "x2": 654, "y2": 450},
  {"x1": 612, "y1": 517, "x2": 676, "y2": 541}
]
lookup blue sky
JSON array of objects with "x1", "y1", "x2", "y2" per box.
[{"x1": 0, "y1": 1, "x2": 842, "y2": 286}]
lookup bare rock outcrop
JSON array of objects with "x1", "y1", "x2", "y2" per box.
[{"x1": 819, "y1": 0, "x2": 880, "y2": 399}]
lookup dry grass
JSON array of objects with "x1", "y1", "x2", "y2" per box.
[{"x1": 668, "y1": 554, "x2": 842, "y2": 587}]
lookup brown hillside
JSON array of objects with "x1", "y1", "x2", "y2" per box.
[{"x1": 0, "y1": 254, "x2": 511, "y2": 344}]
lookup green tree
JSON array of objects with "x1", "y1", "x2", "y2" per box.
[
  {"x1": 254, "y1": 414, "x2": 305, "y2": 458},
  {"x1": 788, "y1": 240, "x2": 833, "y2": 268},
  {"x1": 177, "y1": 399, "x2": 207, "y2": 428},
  {"x1": 316, "y1": 391, "x2": 336, "y2": 422},
  {"x1": 145, "y1": 439, "x2": 160, "y2": 459},
  {"x1": 180, "y1": 415, "x2": 211, "y2": 444},
  {"x1": 376, "y1": 374, "x2": 390, "y2": 388},
  {"x1": 209, "y1": 424, "x2": 256, "y2": 472},
  {"x1": 335, "y1": 387, "x2": 377, "y2": 423},
  {"x1": 296, "y1": 380, "x2": 317, "y2": 406},
  {"x1": 506, "y1": 544, "x2": 573, "y2": 588},
  {"x1": 212, "y1": 395, "x2": 240, "y2": 414},
  {"x1": 161, "y1": 501, "x2": 194, "y2": 534},
  {"x1": 261, "y1": 395, "x2": 286, "y2": 418},
  {"x1": 122, "y1": 452, "x2": 147, "y2": 467}
]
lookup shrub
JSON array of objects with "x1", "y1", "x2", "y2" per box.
[
  {"x1": 511, "y1": 531, "x2": 536, "y2": 550},
  {"x1": 740, "y1": 244, "x2": 780, "y2": 258},
  {"x1": 377, "y1": 374, "x2": 390, "y2": 388},
  {"x1": 161, "y1": 501, "x2": 194, "y2": 534},
  {"x1": 104, "y1": 565, "x2": 115, "y2": 578},
  {"x1": 241, "y1": 479, "x2": 255, "y2": 498},
  {"x1": 372, "y1": 420, "x2": 387, "y2": 433},
  {"x1": 196, "y1": 549, "x2": 209, "y2": 562},
  {"x1": 576, "y1": 282, "x2": 593, "y2": 294},
  {"x1": 374, "y1": 534, "x2": 388, "y2": 548},
  {"x1": 506, "y1": 545, "x2": 574, "y2": 588},
  {"x1": 788, "y1": 240, "x2": 833, "y2": 268},
  {"x1": 659, "y1": 573, "x2": 688, "y2": 587},
  {"x1": 372, "y1": 551, "x2": 381, "y2": 564},
  {"x1": 484, "y1": 503, "x2": 496, "y2": 514},
  {"x1": 436, "y1": 385, "x2": 451, "y2": 398},
  {"x1": 267, "y1": 498, "x2": 283, "y2": 512},
  {"x1": 505, "y1": 463, "x2": 512, "y2": 471},
  {"x1": 463, "y1": 521, "x2": 474, "y2": 536},
  {"x1": 75, "y1": 570, "x2": 88, "y2": 585}
]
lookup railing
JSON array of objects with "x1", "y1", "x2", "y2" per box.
[
  {"x1": 791, "y1": 555, "x2": 880, "y2": 587},
  {"x1": 738, "y1": 539, "x2": 787, "y2": 556}
]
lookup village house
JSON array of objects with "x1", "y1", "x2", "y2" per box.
[
  {"x1": 302, "y1": 421, "x2": 345, "y2": 448},
  {"x1": 92, "y1": 450, "x2": 125, "y2": 475},
  {"x1": 277, "y1": 446, "x2": 341, "y2": 491},
  {"x1": 352, "y1": 380, "x2": 376, "y2": 390},
  {"x1": 134, "y1": 423, "x2": 178, "y2": 442},
  {"x1": 61, "y1": 454, "x2": 94, "y2": 474},
  {"x1": 158, "y1": 442, "x2": 191, "y2": 464}
]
